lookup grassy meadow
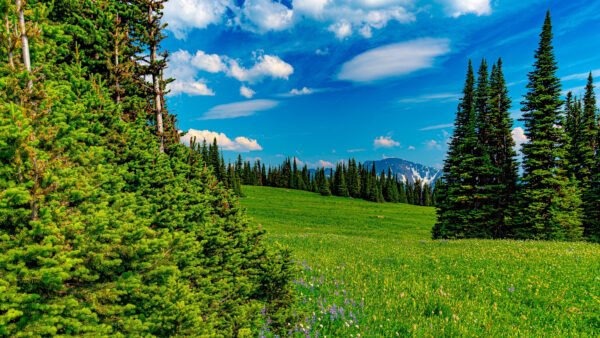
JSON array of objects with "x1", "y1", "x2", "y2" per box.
[{"x1": 241, "y1": 185, "x2": 600, "y2": 336}]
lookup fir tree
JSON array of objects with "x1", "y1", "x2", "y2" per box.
[
  {"x1": 432, "y1": 61, "x2": 477, "y2": 239},
  {"x1": 513, "y1": 11, "x2": 582, "y2": 240},
  {"x1": 580, "y1": 73, "x2": 600, "y2": 240},
  {"x1": 486, "y1": 59, "x2": 519, "y2": 237}
]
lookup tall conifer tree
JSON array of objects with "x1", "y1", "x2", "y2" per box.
[
  {"x1": 513, "y1": 11, "x2": 582, "y2": 240},
  {"x1": 432, "y1": 61, "x2": 477, "y2": 239}
]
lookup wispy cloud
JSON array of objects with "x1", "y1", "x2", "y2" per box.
[
  {"x1": 419, "y1": 123, "x2": 454, "y2": 131},
  {"x1": 562, "y1": 69, "x2": 600, "y2": 81},
  {"x1": 399, "y1": 93, "x2": 460, "y2": 103},
  {"x1": 180, "y1": 129, "x2": 263, "y2": 152},
  {"x1": 347, "y1": 148, "x2": 365, "y2": 153},
  {"x1": 374, "y1": 136, "x2": 400, "y2": 148},
  {"x1": 200, "y1": 99, "x2": 279, "y2": 120},
  {"x1": 338, "y1": 38, "x2": 451, "y2": 83}
]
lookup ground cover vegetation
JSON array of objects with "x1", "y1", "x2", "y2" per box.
[{"x1": 242, "y1": 185, "x2": 600, "y2": 336}]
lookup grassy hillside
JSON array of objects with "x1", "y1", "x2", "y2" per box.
[{"x1": 241, "y1": 185, "x2": 600, "y2": 336}]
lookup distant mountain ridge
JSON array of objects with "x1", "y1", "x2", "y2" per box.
[
  {"x1": 363, "y1": 158, "x2": 442, "y2": 185},
  {"x1": 308, "y1": 158, "x2": 442, "y2": 186}
]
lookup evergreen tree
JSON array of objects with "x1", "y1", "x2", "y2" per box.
[
  {"x1": 580, "y1": 74, "x2": 600, "y2": 239},
  {"x1": 432, "y1": 61, "x2": 478, "y2": 239},
  {"x1": 486, "y1": 59, "x2": 519, "y2": 237},
  {"x1": 513, "y1": 11, "x2": 582, "y2": 240}
]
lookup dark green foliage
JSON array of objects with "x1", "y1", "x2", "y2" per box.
[
  {"x1": 433, "y1": 61, "x2": 478, "y2": 239},
  {"x1": 0, "y1": 1, "x2": 295, "y2": 335},
  {"x1": 513, "y1": 11, "x2": 583, "y2": 240},
  {"x1": 580, "y1": 74, "x2": 600, "y2": 241}
]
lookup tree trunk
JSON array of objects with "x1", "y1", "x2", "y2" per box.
[
  {"x1": 16, "y1": 0, "x2": 32, "y2": 88},
  {"x1": 5, "y1": 14, "x2": 14, "y2": 69},
  {"x1": 149, "y1": 4, "x2": 164, "y2": 153}
]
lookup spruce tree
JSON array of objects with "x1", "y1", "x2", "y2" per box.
[
  {"x1": 486, "y1": 59, "x2": 519, "y2": 237},
  {"x1": 432, "y1": 61, "x2": 477, "y2": 239},
  {"x1": 513, "y1": 11, "x2": 582, "y2": 240},
  {"x1": 580, "y1": 74, "x2": 600, "y2": 240}
]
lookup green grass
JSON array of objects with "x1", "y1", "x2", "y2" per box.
[{"x1": 241, "y1": 185, "x2": 600, "y2": 337}]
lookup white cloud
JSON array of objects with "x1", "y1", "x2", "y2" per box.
[
  {"x1": 347, "y1": 148, "x2": 365, "y2": 153},
  {"x1": 164, "y1": 0, "x2": 480, "y2": 40},
  {"x1": 240, "y1": 85, "x2": 256, "y2": 98},
  {"x1": 180, "y1": 129, "x2": 263, "y2": 152},
  {"x1": 292, "y1": 156, "x2": 304, "y2": 166},
  {"x1": 289, "y1": 87, "x2": 314, "y2": 95},
  {"x1": 399, "y1": 93, "x2": 460, "y2": 103},
  {"x1": 191, "y1": 50, "x2": 228, "y2": 73},
  {"x1": 168, "y1": 49, "x2": 293, "y2": 91},
  {"x1": 562, "y1": 69, "x2": 600, "y2": 81},
  {"x1": 420, "y1": 123, "x2": 454, "y2": 131},
  {"x1": 241, "y1": 0, "x2": 294, "y2": 32},
  {"x1": 511, "y1": 127, "x2": 528, "y2": 150},
  {"x1": 328, "y1": 21, "x2": 353, "y2": 39},
  {"x1": 294, "y1": 0, "x2": 330, "y2": 17},
  {"x1": 316, "y1": 160, "x2": 335, "y2": 168},
  {"x1": 164, "y1": 0, "x2": 232, "y2": 39},
  {"x1": 169, "y1": 80, "x2": 215, "y2": 96},
  {"x1": 425, "y1": 139, "x2": 442, "y2": 150},
  {"x1": 374, "y1": 136, "x2": 400, "y2": 148},
  {"x1": 446, "y1": 0, "x2": 492, "y2": 18},
  {"x1": 166, "y1": 50, "x2": 216, "y2": 96},
  {"x1": 408, "y1": 145, "x2": 415, "y2": 150},
  {"x1": 229, "y1": 54, "x2": 294, "y2": 83},
  {"x1": 338, "y1": 38, "x2": 451, "y2": 82},
  {"x1": 201, "y1": 99, "x2": 279, "y2": 120}
]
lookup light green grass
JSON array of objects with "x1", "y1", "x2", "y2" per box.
[{"x1": 241, "y1": 185, "x2": 600, "y2": 337}]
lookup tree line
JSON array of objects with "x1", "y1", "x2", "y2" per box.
[
  {"x1": 433, "y1": 11, "x2": 600, "y2": 242},
  {"x1": 191, "y1": 138, "x2": 438, "y2": 206},
  {"x1": 0, "y1": 0, "x2": 295, "y2": 335}
]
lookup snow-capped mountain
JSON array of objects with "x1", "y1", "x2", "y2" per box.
[{"x1": 363, "y1": 158, "x2": 442, "y2": 186}]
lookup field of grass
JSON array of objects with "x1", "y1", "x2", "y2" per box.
[{"x1": 241, "y1": 185, "x2": 600, "y2": 336}]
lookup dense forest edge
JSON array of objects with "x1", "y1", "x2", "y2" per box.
[{"x1": 0, "y1": 0, "x2": 297, "y2": 335}]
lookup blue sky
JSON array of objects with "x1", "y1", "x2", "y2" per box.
[{"x1": 163, "y1": 0, "x2": 600, "y2": 169}]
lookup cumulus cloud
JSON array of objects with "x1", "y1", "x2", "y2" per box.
[
  {"x1": 229, "y1": 54, "x2": 293, "y2": 83},
  {"x1": 408, "y1": 145, "x2": 415, "y2": 150},
  {"x1": 374, "y1": 136, "x2": 400, "y2": 148},
  {"x1": 240, "y1": 85, "x2": 256, "y2": 98},
  {"x1": 167, "y1": 49, "x2": 293, "y2": 94},
  {"x1": 180, "y1": 129, "x2": 263, "y2": 152},
  {"x1": 445, "y1": 0, "x2": 492, "y2": 18},
  {"x1": 328, "y1": 20, "x2": 353, "y2": 39},
  {"x1": 164, "y1": 0, "x2": 230, "y2": 39},
  {"x1": 240, "y1": 0, "x2": 294, "y2": 32},
  {"x1": 511, "y1": 127, "x2": 528, "y2": 150},
  {"x1": 169, "y1": 80, "x2": 215, "y2": 96},
  {"x1": 166, "y1": 50, "x2": 216, "y2": 96},
  {"x1": 201, "y1": 99, "x2": 279, "y2": 120},
  {"x1": 165, "y1": 0, "x2": 486, "y2": 40},
  {"x1": 191, "y1": 50, "x2": 228, "y2": 73},
  {"x1": 338, "y1": 38, "x2": 451, "y2": 82}
]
